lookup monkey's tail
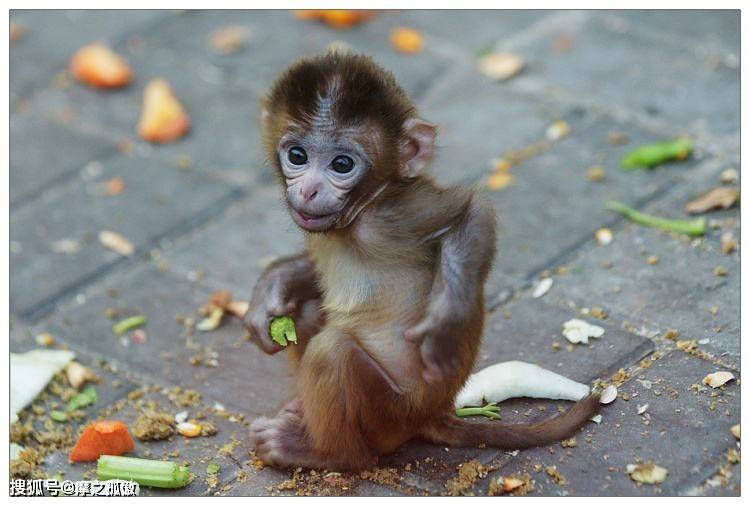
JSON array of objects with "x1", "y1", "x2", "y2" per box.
[{"x1": 421, "y1": 394, "x2": 600, "y2": 450}]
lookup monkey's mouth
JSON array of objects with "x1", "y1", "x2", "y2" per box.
[{"x1": 291, "y1": 208, "x2": 340, "y2": 232}]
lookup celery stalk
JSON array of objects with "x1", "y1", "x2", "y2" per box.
[
  {"x1": 605, "y1": 200, "x2": 706, "y2": 236},
  {"x1": 97, "y1": 455, "x2": 191, "y2": 488}
]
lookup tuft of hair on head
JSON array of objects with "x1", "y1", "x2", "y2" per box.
[{"x1": 261, "y1": 52, "x2": 417, "y2": 170}]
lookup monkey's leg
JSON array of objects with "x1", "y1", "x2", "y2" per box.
[{"x1": 252, "y1": 327, "x2": 409, "y2": 471}]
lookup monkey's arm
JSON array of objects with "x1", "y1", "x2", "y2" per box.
[
  {"x1": 405, "y1": 200, "x2": 497, "y2": 383},
  {"x1": 245, "y1": 252, "x2": 322, "y2": 354}
]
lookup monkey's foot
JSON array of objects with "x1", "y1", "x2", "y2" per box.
[{"x1": 250, "y1": 409, "x2": 318, "y2": 469}]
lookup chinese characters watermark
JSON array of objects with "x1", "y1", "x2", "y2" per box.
[{"x1": 10, "y1": 479, "x2": 139, "y2": 497}]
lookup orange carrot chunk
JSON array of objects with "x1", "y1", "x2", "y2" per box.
[{"x1": 70, "y1": 420, "x2": 136, "y2": 463}]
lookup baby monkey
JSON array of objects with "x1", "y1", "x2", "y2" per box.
[{"x1": 245, "y1": 52, "x2": 599, "y2": 471}]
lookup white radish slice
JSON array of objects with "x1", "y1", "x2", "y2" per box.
[{"x1": 454, "y1": 360, "x2": 590, "y2": 409}]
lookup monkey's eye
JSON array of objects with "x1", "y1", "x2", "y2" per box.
[
  {"x1": 287, "y1": 147, "x2": 308, "y2": 165},
  {"x1": 331, "y1": 155, "x2": 355, "y2": 174}
]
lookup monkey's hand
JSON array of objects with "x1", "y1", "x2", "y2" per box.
[
  {"x1": 244, "y1": 254, "x2": 321, "y2": 355},
  {"x1": 404, "y1": 296, "x2": 465, "y2": 384}
]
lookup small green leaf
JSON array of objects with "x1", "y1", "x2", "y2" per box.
[
  {"x1": 67, "y1": 385, "x2": 98, "y2": 412},
  {"x1": 113, "y1": 315, "x2": 147, "y2": 336},
  {"x1": 50, "y1": 410, "x2": 68, "y2": 423},
  {"x1": 270, "y1": 316, "x2": 298, "y2": 347},
  {"x1": 206, "y1": 463, "x2": 220, "y2": 475}
]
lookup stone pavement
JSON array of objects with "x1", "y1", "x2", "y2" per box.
[{"x1": 9, "y1": 10, "x2": 740, "y2": 496}]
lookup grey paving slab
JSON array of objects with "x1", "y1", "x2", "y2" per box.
[
  {"x1": 386, "y1": 9, "x2": 549, "y2": 53},
  {"x1": 504, "y1": 12, "x2": 740, "y2": 138},
  {"x1": 27, "y1": 48, "x2": 265, "y2": 184},
  {"x1": 10, "y1": 112, "x2": 118, "y2": 208},
  {"x1": 10, "y1": 10, "x2": 169, "y2": 103},
  {"x1": 10, "y1": 152, "x2": 242, "y2": 320},
  {"x1": 129, "y1": 10, "x2": 452, "y2": 101},
  {"x1": 160, "y1": 184, "x2": 302, "y2": 296},
  {"x1": 479, "y1": 347, "x2": 740, "y2": 496},
  {"x1": 422, "y1": 74, "x2": 710, "y2": 293},
  {"x1": 608, "y1": 10, "x2": 740, "y2": 56},
  {"x1": 33, "y1": 262, "x2": 293, "y2": 418},
  {"x1": 547, "y1": 165, "x2": 740, "y2": 365},
  {"x1": 480, "y1": 297, "x2": 654, "y2": 382}
]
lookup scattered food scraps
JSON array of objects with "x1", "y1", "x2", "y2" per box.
[
  {"x1": 10, "y1": 22, "x2": 26, "y2": 43},
  {"x1": 133, "y1": 410, "x2": 175, "y2": 441},
  {"x1": 99, "y1": 230, "x2": 135, "y2": 256},
  {"x1": 390, "y1": 27, "x2": 424, "y2": 54},
  {"x1": 626, "y1": 463, "x2": 668, "y2": 484},
  {"x1": 97, "y1": 455, "x2": 192, "y2": 488},
  {"x1": 684, "y1": 187, "x2": 740, "y2": 214},
  {"x1": 607, "y1": 131, "x2": 630, "y2": 145},
  {"x1": 176, "y1": 421, "x2": 202, "y2": 438},
  {"x1": 70, "y1": 420, "x2": 135, "y2": 462},
  {"x1": 595, "y1": 227, "x2": 613, "y2": 245},
  {"x1": 65, "y1": 361, "x2": 98, "y2": 390},
  {"x1": 270, "y1": 315, "x2": 298, "y2": 347},
  {"x1": 294, "y1": 10, "x2": 375, "y2": 29},
  {"x1": 621, "y1": 139, "x2": 692, "y2": 170},
  {"x1": 51, "y1": 238, "x2": 81, "y2": 254},
  {"x1": 586, "y1": 165, "x2": 606, "y2": 182},
  {"x1": 104, "y1": 176, "x2": 126, "y2": 196},
  {"x1": 197, "y1": 308, "x2": 224, "y2": 332},
  {"x1": 532, "y1": 277, "x2": 553, "y2": 298},
  {"x1": 70, "y1": 43, "x2": 133, "y2": 89},
  {"x1": 590, "y1": 414, "x2": 602, "y2": 424},
  {"x1": 605, "y1": 200, "x2": 706, "y2": 236},
  {"x1": 545, "y1": 120, "x2": 571, "y2": 141},
  {"x1": 208, "y1": 25, "x2": 248, "y2": 54},
  {"x1": 113, "y1": 315, "x2": 147, "y2": 336},
  {"x1": 562, "y1": 318, "x2": 604, "y2": 344},
  {"x1": 35, "y1": 332, "x2": 56, "y2": 347},
  {"x1": 455, "y1": 403, "x2": 501, "y2": 419},
  {"x1": 206, "y1": 463, "x2": 220, "y2": 475},
  {"x1": 600, "y1": 385, "x2": 618, "y2": 404},
  {"x1": 486, "y1": 171, "x2": 516, "y2": 191},
  {"x1": 714, "y1": 266, "x2": 728, "y2": 277},
  {"x1": 721, "y1": 232, "x2": 738, "y2": 254},
  {"x1": 731, "y1": 424, "x2": 740, "y2": 439},
  {"x1": 11, "y1": 349, "x2": 75, "y2": 422},
  {"x1": 720, "y1": 168, "x2": 738, "y2": 185},
  {"x1": 137, "y1": 78, "x2": 191, "y2": 143},
  {"x1": 67, "y1": 385, "x2": 98, "y2": 411},
  {"x1": 703, "y1": 371, "x2": 735, "y2": 388},
  {"x1": 477, "y1": 52, "x2": 524, "y2": 81},
  {"x1": 454, "y1": 360, "x2": 589, "y2": 408},
  {"x1": 637, "y1": 403, "x2": 649, "y2": 415}
]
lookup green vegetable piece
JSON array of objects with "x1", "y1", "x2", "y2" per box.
[
  {"x1": 66, "y1": 385, "x2": 98, "y2": 412},
  {"x1": 50, "y1": 410, "x2": 68, "y2": 423},
  {"x1": 97, "y1": 455, "x2": 192, "y2": 488},
  {"x1": 605, "y1": 200, "x2": 706, "y2": 236},
  {"x1": 621, "y1": 139, "x2": 693, "y2": 170},
  {"x1": 455, "y1": 402, "x2": 501, "y2": 420},
  {"x1": 270, "y1": 316, "x2": 298, "y2": 347},
  {"x1": 113, "y1": 315, "x2": 147, "y2": 336},
  {"x1": 206, "y1": 463, "x2": 220, "y2": 475}
]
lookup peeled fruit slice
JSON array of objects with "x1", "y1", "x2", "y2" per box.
[
  {"x1": 70, "y1": 43, "x2": 133, "y2": 89},
  {"x1": 137, "y1": 78, "x2": 190, "y2": 143}
]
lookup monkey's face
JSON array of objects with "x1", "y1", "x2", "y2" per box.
[{"x1": 277, "y1": 130, "x2": 371, "y2": 232}]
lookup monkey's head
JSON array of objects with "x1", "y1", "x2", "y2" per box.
[{"x1": 261, "y1": 52, "x2": 436, "y2": 232}]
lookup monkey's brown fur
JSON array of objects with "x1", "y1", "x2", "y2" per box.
[{"x1": 246, "y1": 52, "x2": 599, "y2": 471}]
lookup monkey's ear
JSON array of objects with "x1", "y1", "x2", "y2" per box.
[{"x1": 399, "y1": 117, "x2": 437, "y2": 178}]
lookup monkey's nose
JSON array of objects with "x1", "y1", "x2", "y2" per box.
[{"x1": 300, "y1": 186, "x2": 318, "y2": 202}]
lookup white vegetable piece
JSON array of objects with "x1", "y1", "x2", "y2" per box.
[
  {"x1": 454, "y1": 360, "x2": 590, "y2": 409},
  {"x1": 599, "y1": 385, "x2": 618, "y2": 404},
  {"x1": 11, "y1": 349, "x2": 75, "y2": 422},
  {"x1": 532, "y1": 278, "x2": 553, "y2": 298},
  {"x1": 562, "y1": 318, "x2": 605, "y2": 344}
]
